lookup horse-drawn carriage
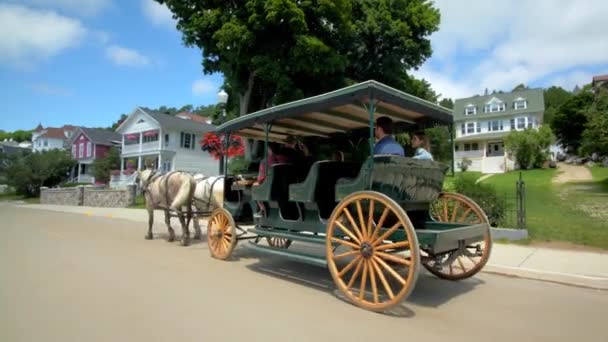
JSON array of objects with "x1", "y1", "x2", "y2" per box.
[{"x1": 141, "y1": 80, "x2": 492, "y2": 312}]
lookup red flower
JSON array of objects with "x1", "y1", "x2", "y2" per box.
[{"x1": 200, "y1": 133, "x2": 244, "y2": 160}]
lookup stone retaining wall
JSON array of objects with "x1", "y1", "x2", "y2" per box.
[{"x1": 40, "y1": 185, "x2": 136, "y2": 208}]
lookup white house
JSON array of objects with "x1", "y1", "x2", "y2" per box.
[
  {"x1": 31, "y1": 124, "x2": 77, "y2": 152},
  {"x1": 453, "y1": 89, "x2": 545, "y2": 173},
  {"x1": 115, "y1": 107, "x2": 219, "y2": 176}
]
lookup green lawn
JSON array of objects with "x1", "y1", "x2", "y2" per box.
[
  {"x1": 590, "y1": 166, "x2": 608, "y2": 191},
  {"x1": 128, "y1": 194, "x2": 146, "y2": 209},
  {"x1": 0, "y1": 193, "x2": 40, "y2": 204},
  {"x1": 481, "y1": 167, "x2": 608, "y2": 249}
]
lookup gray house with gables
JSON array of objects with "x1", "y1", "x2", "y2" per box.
[{"x1": 453, "y1": 89, "x2": 545, "y2": 173}]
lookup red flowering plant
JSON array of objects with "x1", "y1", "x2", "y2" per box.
[{"x1": 200, "y1": 133, "x2": 244, "y2": 160}]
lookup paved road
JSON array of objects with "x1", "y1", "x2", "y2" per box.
[{"x1": 1, "y1": 204, "x2": 606, "y2": 342}]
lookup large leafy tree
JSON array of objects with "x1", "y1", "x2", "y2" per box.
[
  {"x1": 156, "y1": 0, "x2": 440, "y2": 116},
  {"x1": 91, "y1": 147, "x2": 120, "y2": 184},
  {"x1": 6, "y1": 150, "x2": 75, "y2": 196},
  {"x1": 580, "y1": 88, "x2": 608, "y2": 156},
  {"x1": 551, "y1": 86, "x2": 594, "y2": 152}
]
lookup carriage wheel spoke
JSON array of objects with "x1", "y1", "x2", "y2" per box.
[
  {"x1": 356, "y1": 200, "x2": 367, "y2": 239},
  {"x1": 358, "y1": 261, "x2": 369, "y2": 301},
  {"x1": 347, "y1": 258, "x2": 364, "y2": 289},
  {"x1": 375, "y1": 241, "x2": 409, "y2": 251},
  {"x1": 335, "y1": 221, "x2": 361, "y2": 245},
  {"x1": 367, "y1": 200, "x2": 375, "y2": 240},
  {"x1": 443, "y1": 197, "x2": 449, "y2": 221},
  {"x1": 370, "y1": 207, "x2": 389, "y2": 241},
  {"x1": 342, "y1": 208, "x2": 364, "y2": 242},
  {"x1": 450, "y1": 201, "x2": 461, "y2": 222},
  {"x1": 373, "y1": 256, "x2": 406, "y2": 285},
  {"x1": 457, "y1": 256, "x2": 467, "y2": 272},
  {"x1": 330, "y1": 237, "x2": 359, "y2": 249},
  {"x1": 368, "y1": 260, "x2": 379, "y2": 303},
  {"x1": 333, "y1": 250, "x2": 360, "y2": 260},
  {"x1": 370, "y1": 258, "x2": 394, "y2": 299},
  {"x1": 338, "y1": 256, "x2": 362, "y2": 277},
  {"x1": 449, "y1": 264, "x2": 454, "y2": 275},
  {"x1": 465, "y1": 254, "x2": 478, "y2": 265},
  {"x1": 372, "y1": 222, "x2": 401, "y2": 246},
  {"x1": 459, "y1": 208, "x2": 472, "y2": 223},
  {"x1": 376, "y1": 251, "x2": 411, "y2": 266}
]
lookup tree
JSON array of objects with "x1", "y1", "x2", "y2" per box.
[
  {"x1": 551, "y1": 88, "x2": 594, "y2": 152},
  {"x1": 6, "y1": 150, "x2": 75, "y2": 196},
  {"x1": 439, "y1": 98, "x2": 454, "y2": 109},
  {"x1": 580, "y1": 88, "x2": 608, "y2": 156},
  {"x1": 156, "y1": 0, "x2": 441, "y2": 115},
  {"x1": 91, "y1": 147, "x2": 120, "y2": 184},
  {"x1": 111, "y1": 114, "x2": 128, "y2": 130},
  {"x1": 543, "y1": 86, "x2": 573, "y2": 125},
  {"x1": 504, "y1": 126, "x2": 554, "y2": 169},
  {"x1": 512, "y1": 83, "x2": 527, "y2": 91}
]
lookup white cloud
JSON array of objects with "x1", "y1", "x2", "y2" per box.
[
  {"x1": 31, "y1": 83, "x2": 73, "y2": 96},
  {"x1": 16, "y1": 0, "x2": 111, "y2": 17},
  {"x1": 417, "y1": 0, "x2": 608, "y2": 99},
  {"x1": 105, "y1": 45, "x2": 151, "y2": 67},
  {"x1": 0, "y1": 4, "x2": 87, "y2": 68},
  {"x1": 141, "y1": 0, "x2": 175, "y2": 29},
  {"x1": 192, "y1": 79, "x2": 219, "y2": 96}
]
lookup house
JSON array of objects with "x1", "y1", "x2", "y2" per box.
[
  {"x1": 69, "y1": 127, "x2": 122, "y2": 184},
  {"x1": 175, "y1": 112, "x2": 212, "y2": 124},
  {"x1": 592, "y1": 74, "x2": 608, "y2": 90},
  {"x1": 453, "y1": 89, "x2": 545, "y2": 173},
  {"x1": 115, "y1": 107, "x2": 218, "y2": 176},
  {"x1": 31, "y1": 124, "x2": 77, "y2": 152},
  {"x1": 0, "y1": 140, "x2": 31, "y2": 156}
]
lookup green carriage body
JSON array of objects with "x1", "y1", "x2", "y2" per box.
[{"x1": 210, "y1": 80, "x2": 491, "y2": 310}]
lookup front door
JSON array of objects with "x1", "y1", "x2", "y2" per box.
[{"x1": 487, "y1": 142, "x2": 505, "y2": 157}]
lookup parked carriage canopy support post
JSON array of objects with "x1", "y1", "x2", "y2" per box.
[{"x1": 197, "y1": 80, "x2": 491, "y2": 312}]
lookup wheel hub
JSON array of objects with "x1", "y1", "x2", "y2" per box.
[{"x1": 360, "y1": 242, "x2": 374, "y2": 259}]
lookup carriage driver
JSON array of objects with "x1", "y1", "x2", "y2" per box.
[{"x1": 373, "y1": 116, "x2": 405, "y2": 156}]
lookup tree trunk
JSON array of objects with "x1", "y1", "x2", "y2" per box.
[{"x1": 240, "y1": 72, "x2": 257, "y2": 160}]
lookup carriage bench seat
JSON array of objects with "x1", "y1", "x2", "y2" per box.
[
  {"x1": 289, "y1": 161, "x2": 361, "y2": 203},
  {"x1": 252, "y1": 163, "x2": 295, "y2": 201},
  {"x1": 335, "y1": 155, "x2": 448, "y2": 203}
]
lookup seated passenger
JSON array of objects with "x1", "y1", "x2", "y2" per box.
[
  {"x1": 253, "y1": 142, "x2": 291, "y2": 186},
  {"x1": 373, "y1": 116, "x2": 405, "y2": 156},
  {"x1": 283, "y1": 135, "x2": 311, "y2": 164},
  {"x1": 410, "y1": 131, "x2": 434, "y2": 161}
]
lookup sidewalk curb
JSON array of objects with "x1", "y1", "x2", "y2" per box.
[{"x1": 483, "y1": 264, "x2": 608, "y2": 291}]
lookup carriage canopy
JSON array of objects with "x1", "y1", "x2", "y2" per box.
[{"x1": 215, "y1": 80, "x2": 453, "y2": 143}]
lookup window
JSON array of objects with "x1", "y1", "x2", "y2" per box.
[
  {"x1": 180, "y1": 132, "x2": 195, "y2": 149},
  {"x1": 514, "y1": 100, "x2": 527, "y2": 110},
  {"x1": 484, "y1": 98, "x2": 506, "y2": 113},
  {"x1": 142, "y1": 130, "x2": 159, "y2": 143},
  {"x1": 43, "y1": 139, "x2": 48, "y2": 147},
  {"x1": 517, "y1": 117, "x2": 526, "y2": 129},
  {"x1": 488, "y1": 120, "x2": 503, "y2": 132},
  {"x1": 465, "y1": 105, "x2": 477, "y2": 115},
  {"x1": 164, "y1": 134, "x2": 169, "y2": 147},
  {"x1": 86, "y1": 142, "x2": 92, "y2": 157},
  {"x1": 78, "y1": 143, "x2": 84, "y2": 158},
  {"x1": 124, "y1": 134, "x2": 140, "y2": 145},
  {"x1": 455, "y1": 144, "x2": 460, "y2": 151},
  {"x1": 464, "y1": 122, "x2": 481, "y2": 135},
  {"x1": 527, "y1": 116, "x2": 537, "y2": 129},
  {"x1": 71, "y1": 145, "x2": 76, "y2": 158},
  {"x1": 463, "y1": 143, "x2": 479, "y2": 151}
]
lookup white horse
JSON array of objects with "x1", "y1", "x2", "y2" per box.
[
  {"x1": 191, "y1": 173, "x2": 225, "y2": 233},
  {"x1": 136, "y1": 170, "x2": 197, "y2": 246}
]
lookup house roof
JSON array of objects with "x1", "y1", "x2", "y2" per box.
[
  {"x1": 73, "y1": 127, "x2": 122, "y2": 146},
  {"x1": 455, "y1": 131, "x2": 509, "y2": 142},
  {"x1": 0, "y1": 142, "x2": 31, "y2": 155},
  {"x1": 453, "y1": 88, "x2": 545, "y2": 121},
  {"x1": 134, "y1": 107, "x2": 216, "y2": 132},
  {"x1": 592, "y1": 74, "x2": 608, "y2": 86},
  {"x1": 175, "y1": 112, "x2": 210, "y2": 123},
  {"x1": 39, "y1": 127, "x2": 68, "y2": 139}
]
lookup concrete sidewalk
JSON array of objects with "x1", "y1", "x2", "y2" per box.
[{"x1": 13, "y1": 202, "x2": 608, "y2": 290}]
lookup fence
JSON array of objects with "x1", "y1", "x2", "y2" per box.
[
  {"x1": 40, "y1": 185, "x2": 137, "y2": 208},
  {"x1": 493, "y1": 173, "x2": 526, "y2": 229}
]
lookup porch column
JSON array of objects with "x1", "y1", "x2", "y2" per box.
[
  {"x1": 77, "y1": 162, "x2": 81, "y2": 181},
  {"x1": 158, "y1": 153, "x2": 162, "y2": 171},
  {"x1": 120, "y1": 157, "x2": 124, "y2": 174},
  {"x1": 138, "y1": 156, "x2": 142, "y2": 170}
]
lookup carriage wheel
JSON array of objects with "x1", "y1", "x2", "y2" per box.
[
  {"x1": 425, "y1": 192, "x2": 492, "y2": 280},
  {"x1": 266, "y1": 237, "x2": 292, "y2": 249},
  {"x1": 326, "y1": 191, "x2": 420, "y2": 311},
  {"x1": 207, "y1": 208, "x2": 237, "y2": 260}
]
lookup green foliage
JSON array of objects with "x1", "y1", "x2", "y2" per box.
[
  {"x1": 227, "y1": 156, "x2": 251, "y2": 174},
  {"x1": 580, "y1": 88, "x2": 608, "y2": 156},
  {"x1": 6, "y1": 150, "x2": 75, "y2": 197},
  {"x1": 550, "y1": 87, "x2": 593, "y2": 151},
  {"x1": 438, "y1": 98, "x2": 454, "y2": 109},
  {"x1": 504, "y1": 126, "x2": 554, "y2": 169},
  {"x1": 512, "y1": 83, "x2": 528, "y2": 91},
  {"x1": 453, "y1": 173, "x2": 507, "y2": 227},
  {"x1": 91, "y1": 147, "x2": 120, "y2": 184},
  {"x1": 157, "y1": 0, "x2": 441, "y2": 115},
  {"x1": 0, "y1": 129, "x2": 33, "y2": 143},
  {"x1": 458, "y1": 157, "x2": 472, "y2": 172},
  {"x1": 544, "y1": 86, "x2": 572, "y2": 110}
]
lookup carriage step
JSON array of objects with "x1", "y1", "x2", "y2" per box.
[
  {"x1": 245, "y1": 242, "x2": 327, "y2": 267},
  {"x1": 248, "y1": 228, "x2": 326, "y2": 245}
]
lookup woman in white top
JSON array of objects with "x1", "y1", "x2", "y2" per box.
[{"x1": 410, "y1": 131, "x2": 434, "y2": 161}]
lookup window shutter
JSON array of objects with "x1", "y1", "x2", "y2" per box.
[{"x1": 461, "y1": 124, "x2": 465, "y2": 135}]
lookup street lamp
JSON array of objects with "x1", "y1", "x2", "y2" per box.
[{"x1": 217, "y1": 89, "x2": 229, "y2": 174}]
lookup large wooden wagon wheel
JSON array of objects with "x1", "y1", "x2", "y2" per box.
[
  {"x1": 207, "y1": 208, "x2": 237, "y2": 260},
  {"x1": 326, "y1": 191, "x2": 420, "y2": 311},
  {"x1": 266, "y1": 237, "x2": 292, "y2": 249},
  {"x1": 425, "y1": 192, "x2": 492, "y2": 280}
]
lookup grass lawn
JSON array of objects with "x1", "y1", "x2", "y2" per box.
[
  {"x1": 0, "y1": 193, "x2": 40, "y2": 204},
  {"x1": 482, "y1": 167, "x2": 608, "y2": 250},
  {"x1": 443, "y1": 171, "x2": 482, "y2": 192},
  {"x1": 129, "y1": 194, "x2": 146, "y2": 209}
]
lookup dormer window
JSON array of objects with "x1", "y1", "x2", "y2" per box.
[
  {"x1": 484, "y1": 97, "x2": 505, "y2": 113},
  {"x1": 514, "y1": 97, "x2": 527, "y2": 110},
  {"x1": 464, "y1": 104, "x2": 477, "y2": 115}
]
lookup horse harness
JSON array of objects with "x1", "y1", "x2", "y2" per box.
[{"x1": 194, "y1": 175, "x2": 224, "y2": 211}]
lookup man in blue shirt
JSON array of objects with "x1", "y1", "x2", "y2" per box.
[{"x1": 373, "y1": 116, "x2": 405, "y2": 156}]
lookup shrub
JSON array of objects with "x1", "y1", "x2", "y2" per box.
[
  {"x1": 453, "y1": 173, "x2": 507, "y2": 227},
  {"x1": 458, "y1": 157, "x2": 472, "y2": 171},
  {"x1": 504, "y1": 126, "x2": 554, "y2": 169},
  {"x1": 228, "y1": 156, "x2": 250, "y2": 174},
  {"x1": 6, "y1": 149, "x2": 75, "y2": 197}
]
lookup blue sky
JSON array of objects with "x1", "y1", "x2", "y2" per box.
[{"x1": 1, "y1": 0, "x2": 607, "y2": 132}]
